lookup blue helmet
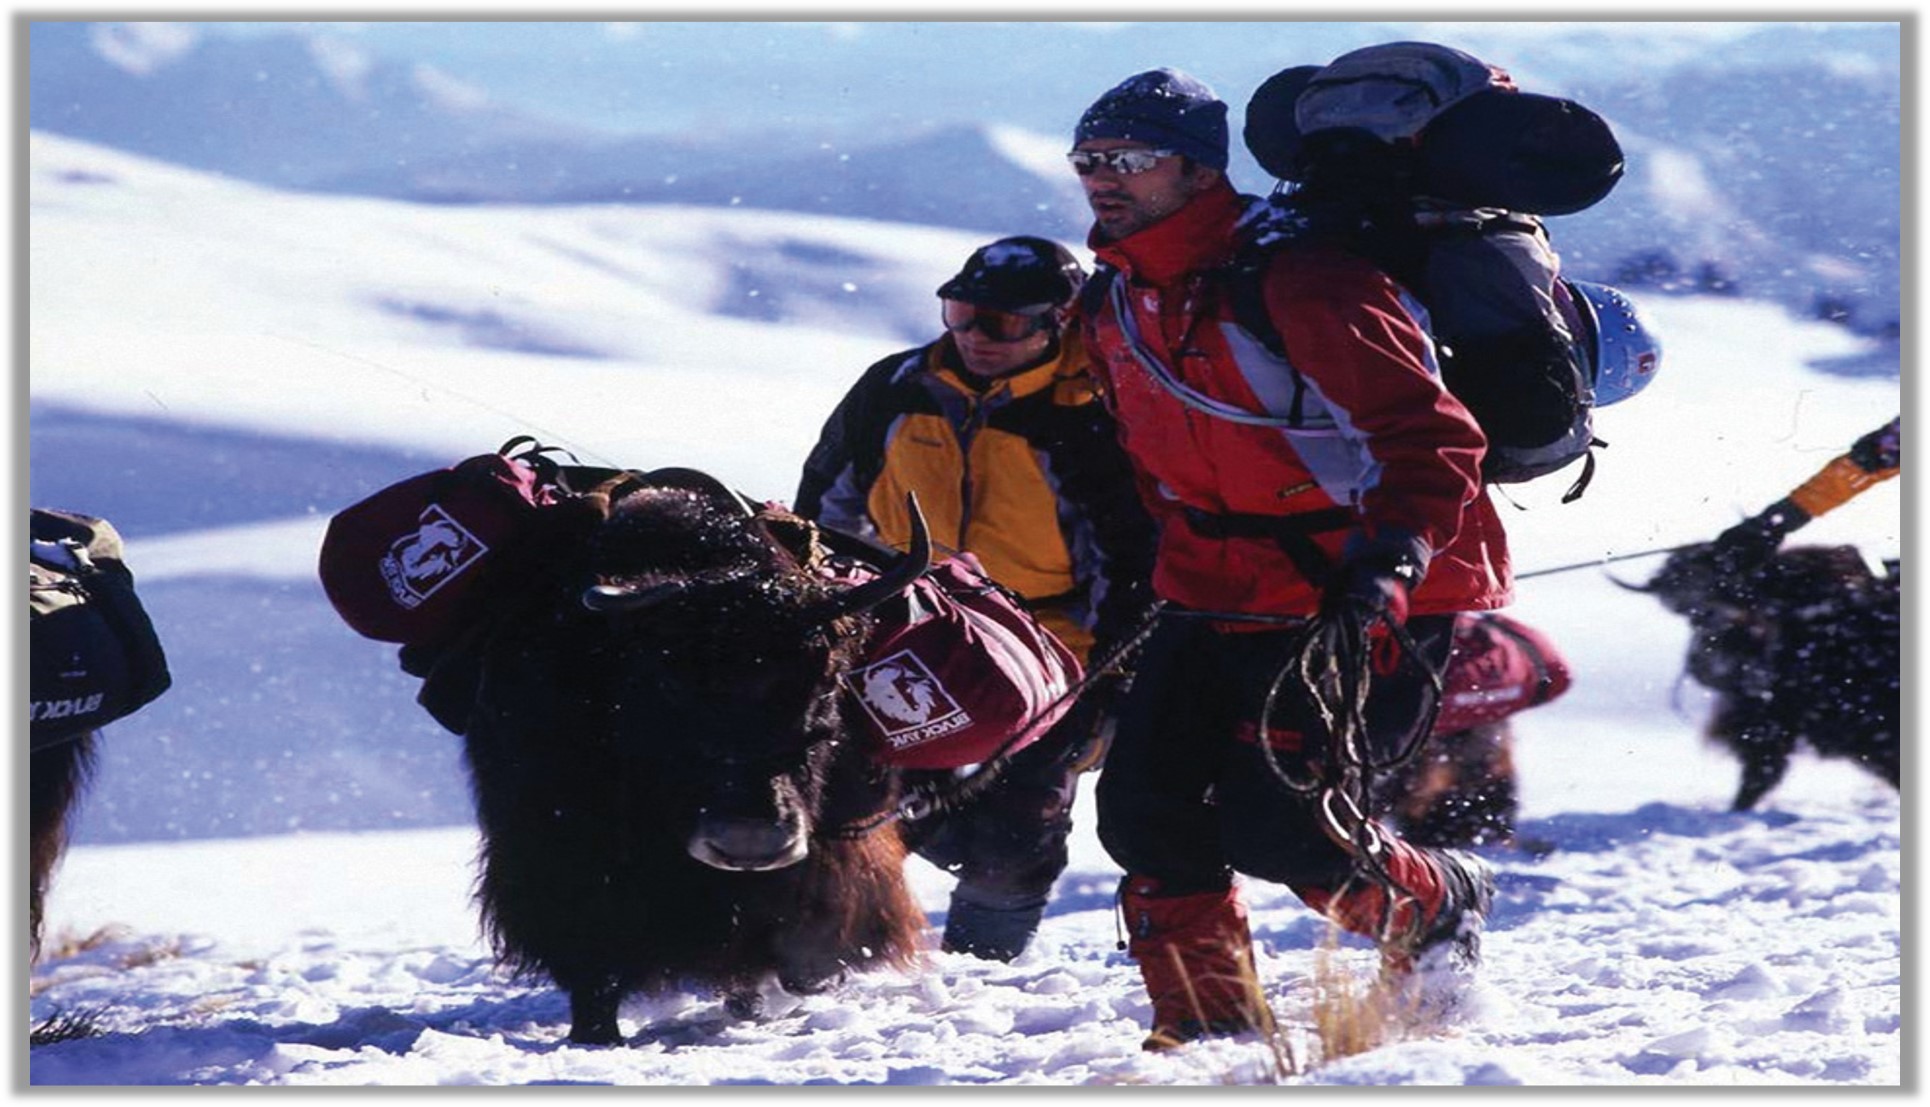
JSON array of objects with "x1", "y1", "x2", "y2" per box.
[{"x1": 1564, "y1": 280, "x2": 1661, "y2": 406}]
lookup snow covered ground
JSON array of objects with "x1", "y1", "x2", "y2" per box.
[
  {"x1": 28, "y1": 784, "x2": 1903, "y2": 1086},
  {"x1": 25, "y1": 132, "x2": 1902, "y2": 1086}
]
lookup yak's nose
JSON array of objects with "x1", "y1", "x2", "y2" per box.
[{"x1": 688, "y1": 814, "x2": 809, "y2": 872}]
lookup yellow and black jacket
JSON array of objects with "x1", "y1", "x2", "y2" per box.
[{"x1": 796, "y1": 330, "x2": 1156, "y2": 660}]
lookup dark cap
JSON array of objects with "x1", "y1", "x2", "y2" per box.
[
  {"x1": 936, "y1": 236, "x2": 1086, "y2": 313},
  {"x1": 1074, "y1": 68, "x2": 1229, "y2": 170}
]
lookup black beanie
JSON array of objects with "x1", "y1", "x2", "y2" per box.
[{"x1": 1073, "y1": 68, "x2": 1229, "y2": 170}]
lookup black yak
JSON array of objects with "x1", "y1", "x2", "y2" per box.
[
  {"x1": 450, "y1": 477, "x2": 932, "y2": 1045},
  {"x1": 30, "y1": 733, "x2": 98, "y2": 961},
  {"x1": 1636, "y1": 543, "x2": 1900, "y2": 811}
]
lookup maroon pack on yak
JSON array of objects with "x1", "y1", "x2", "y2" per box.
[
  {"x1": 1432, "y1": 611, "x2": 1571, "y2": 735},
  {"x1": 835, "y1": 551, "x2": 1080, "y2": 770},
  {"x1": 30, "y1": 508, "x2": 172, "y2": 749},
  {"x1": 319, "y1": 437, "x2": 1079, "y2": 770},
  {"x1": 318, "y1": 436, "x2": 609, "y2": 648}
]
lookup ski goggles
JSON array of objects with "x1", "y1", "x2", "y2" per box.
[
  {"x1": 942, "y1": 301, "x2": 1053, "y2": 342},
  {"x1": 1064, "y1": 147, "x2": 1178, "y2": 176}
]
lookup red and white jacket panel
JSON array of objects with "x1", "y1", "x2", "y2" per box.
[{"x1": 1083, "y1": 182, "x2": 1513, "y2": 618}]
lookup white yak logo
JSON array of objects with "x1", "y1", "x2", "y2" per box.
[
  {"x1": 379, "y1": 505, "x2": 489, "y2": 608},
  {"x1": 852, "y1": 651, "x2": 965, "y2": 738}
]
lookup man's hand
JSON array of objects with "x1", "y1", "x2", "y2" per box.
[
  {"x1": 1322, "y1": 550, "x2": 1421, "y2": 627},
  {"x1": 1709, "y1": 497, "x2": 1808, "y2": 578}
]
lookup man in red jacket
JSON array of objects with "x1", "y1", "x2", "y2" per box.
[{"x1": 1067, "y1": 69, "x2": 1510, "y2": 1049}]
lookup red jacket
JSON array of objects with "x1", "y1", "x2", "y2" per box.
[{"x1": 1082, "y1": 181, "x2": 1512, "y2": 618}]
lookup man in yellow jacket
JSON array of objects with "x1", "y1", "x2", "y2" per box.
[{"x1": 797, "y1": 235, "x2": 1157, "y2": 961}]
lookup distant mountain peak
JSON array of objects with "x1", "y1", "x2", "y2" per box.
[
  {"x1": 985, "y1": 124, "x2": 1073, "y2": 184},
  {"x1": 89, "y1": 20, "x2": 198, "y2": 76},
  {"x1": 409, "y1": 61, "x2": 490, "y2": 112},
  {"x1": 307, "y1": 35, "x2": 374, "y2": 101}
]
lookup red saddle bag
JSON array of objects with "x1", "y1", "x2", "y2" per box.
[
  {"x1": 319, "y1": 438, "x2": 601, "y2": 646},
  {"x1": 1432, "y1": 611, "x2": 1573, "y2": 735},
  {"x1": 847, "y1": 553, "x2": 1083, "y2": 771}
]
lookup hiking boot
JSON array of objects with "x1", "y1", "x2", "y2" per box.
[
  {"x1": 1140, "y1": 1017, "x2": 1258, "y2": 1052},
  {"x1": 1381, "y1": 848, "x2": 1495, "y2": 981},
  {"x1": 1120, "y1": 877, "x2": 1270, "y2": 1050}
]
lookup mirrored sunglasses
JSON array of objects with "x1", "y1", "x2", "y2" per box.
[
  {"x1": 942, "y1": 302, "x2": 1051, "y2": 342},
  {"x1": 1065, "y1": 147, "x2": 1177, "y2": 176}
]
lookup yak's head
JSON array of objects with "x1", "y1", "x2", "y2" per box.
[{"x1": 578, "y1": 480, "x2": 926, "y2": 873}]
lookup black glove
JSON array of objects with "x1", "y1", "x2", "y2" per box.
[
  {"x1": 1848, "y1": 417, "x2": 1900, "y2": 473},
  {"x1": 1322, "y1": 549, "x2": 1422, "y2": 627},
  {"x1": 1710, "y1": 497, "x2": 1808, "y2": 578}
]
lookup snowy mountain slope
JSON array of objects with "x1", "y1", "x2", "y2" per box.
[
  {"x1": 308, "y1": 121, "x2": 1091, "y2": 240},
  {"x1": 26, "y1": 134, "x2": 1900, "y2": 1085},
  {"x1": 27, "y1": 20, "x2": 1903, "y2": 333},
  {"x1": 27, "y1": 21, "x2": 588, "y2": 190},
  {"x1": 1563, "y1": 60, "x2": 1901, "y2": 333},
  {"x1": 546, "y1": 123, "x2": 1089, "y2": 238},
  {"x1": 28, "y1": 131, "x2": 986, "y2": 493}
]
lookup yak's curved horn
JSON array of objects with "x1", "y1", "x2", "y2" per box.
[
  {"x1": 1607, "y1": 572, "x2": 1656, "y2": 594},
  {"x1": 823, "y1": 492, "x2": 931, "y2": 620},
  {"x1": 581, "y1": 579, "x2": 684, "y2": 613}
]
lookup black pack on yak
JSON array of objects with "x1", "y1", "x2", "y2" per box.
[
  {"x1": 30, "y1": 508, "x2": 171, "y2": 749},
  {"x1": 1229, "y1": 41, "x2": 1660, "y2": 499}
]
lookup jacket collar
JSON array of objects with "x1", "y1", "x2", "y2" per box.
[
  {"x1": 928, "y1": 329, "x2": 1085, "y2": 401},
  {"x1": 1089, "y1": 179, "x2": 1247, "y2": 288}
]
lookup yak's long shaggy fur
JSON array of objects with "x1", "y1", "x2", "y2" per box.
[
  {"x1": 31, "y1": 733, "x2": 99, "y2": 962},
  {"x1": 459, "y1": 487, "x2": 924, "y2": 1044},
  {"x1": 1643, "y1": 543, "x2": 1899, "y2": 811}
]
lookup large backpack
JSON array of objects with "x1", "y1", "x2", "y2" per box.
[
  {"x1": 1193, "y1": 42, "x2": 1630, "y2": 499},
  {"x1": 1248, "y1": 43, "x2": 1624, "y2": 218},
  {"x1": 30, "y1": 508, "x2": 172, "y2": 749}
]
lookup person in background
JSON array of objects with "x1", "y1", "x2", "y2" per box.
[
  {"x1": 1066, "y1": 68, "x2": 1506, "y2": 1049},
  {"x1": 1705, "y1": 415, "x2": 1900, "y2": 578},
  {"x1": 796, "y1": 235, "x2": 1156, "y2": 963}
]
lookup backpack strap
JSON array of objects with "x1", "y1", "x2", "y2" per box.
[
  {"x1": 1221, "y1": 254, "x2": 1288, "y2": 360},
  {"x1": 1104, "y1": 271, "x2": 1307, "y2": 429},
  {"x1": 1087, "y1": 245, "x2": 1311, "y2": 427},
  {"x1": 1078, "y1": 262, "x2": 1118, "y2": 322},
  {"x1": 1218, "y1": 252, "x2": 1311, "y2": 426},
  {"x1": 1559, "y1": 443, "x2": 1603, "y2": 504}
]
